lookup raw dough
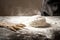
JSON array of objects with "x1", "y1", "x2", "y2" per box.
[{"x1": 29, "y1": 15, "x2": 50, "y2": 27}]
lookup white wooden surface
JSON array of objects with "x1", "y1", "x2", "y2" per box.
[{"x1": 0, "y1": 16, "x2": 60, "y2": 39}]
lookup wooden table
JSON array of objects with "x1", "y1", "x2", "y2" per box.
[{"x1": 0, "y1": 16, "x2": 60, "y2": 40}]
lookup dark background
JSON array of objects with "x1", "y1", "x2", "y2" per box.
[{"x1": 0, "y1": 0, "x2": 42, "y2": 16}]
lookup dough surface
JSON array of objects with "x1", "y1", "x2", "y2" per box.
[{"x1": 29, "y1": 15, "x2": 50, "y2": 27}]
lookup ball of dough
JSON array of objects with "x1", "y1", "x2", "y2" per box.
[{"x1": 29, "y1": 15, "x2": 48, "y2": 27}]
